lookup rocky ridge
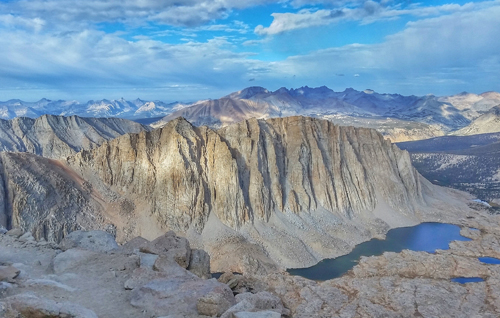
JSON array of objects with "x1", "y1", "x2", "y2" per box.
[
  {"x1": 451, "y1": 105, "x2": 500, "y2": 136},
  {"x1": 0, "y1": 116, "x2": 474, "y2": 273},
  {"x1": 0, "y1": 115, "x2": 148, "y2": 159},
  {"x1": 151, "y1": 87, "x2": 500, "y2": 142}
]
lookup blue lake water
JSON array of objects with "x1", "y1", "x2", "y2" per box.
[
  {"x1": 478, "y1": 257, "x2": 500, "y2": 264},
  {"x1": 451, "y1": 277, "x2": 485, "y2": 284},
  {"x1": 287, "y1": 222, "x2": 471, "y2": 281}
]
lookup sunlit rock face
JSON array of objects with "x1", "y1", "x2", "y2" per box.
[
  {"x1": 0, "y1": 116, "x2": 471, "y2": 271},
  {"x1": 68, "y1": 116, "x2": 423, "y2": 231}
]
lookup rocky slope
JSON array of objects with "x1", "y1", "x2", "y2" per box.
[
  {"x1": 0, "y1": 152, "x2": 109, "y2": 242},
  {"x1": 1, "y1": 207, "x2": 499, "y2": 318},
  {"x1": 0, "y1": 115, "x2": 148, "y2": 159},
  {"x1": 1, "y1": 116, "x2": 473, "y2": 272},
  {"x1": 439, "y1": 91, "x2": 500, "y2": 119},
  {"x1": 451, "y1": 105, "x2": 500, "y2": 136}
]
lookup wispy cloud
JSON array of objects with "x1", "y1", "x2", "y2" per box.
[
  {"x1": 0, "y1": 0, "x2": 276, "y2": 28},
  {"x1": 255, "y1": 0, "x2": 500, "y2": 35},
  {"x1": 0, "y1": 0, "x2": 499, "y2": 100},
  {"x1": 267, "y1": 3, "x2": 500, "y2": 93}
]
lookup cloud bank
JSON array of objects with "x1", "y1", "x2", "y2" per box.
[{"x1": 0, "y1": 0, "x2": 499, "y2": 101}]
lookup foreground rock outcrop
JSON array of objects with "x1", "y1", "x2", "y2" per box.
[
  {"x1": 0, "y1": 116, "x2": 473, "y2": 271},
  {"x1": 1, "y1": 210, "x2": 500, "y2": 317},
  {"x1": 0, "y1": 230, "x2": 283, "y2": 318}
]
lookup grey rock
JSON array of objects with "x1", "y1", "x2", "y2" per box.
[
  {"x1": 0, "y1": 282, "x2": 13, "y2": 297},
  {"x1": 130, "y1": 278, "x2": 235, "y2": 317},
  {"x1": 122, "y1": 236, "x2": 149, "y2": 252},
  {"x1": 124, "y1": 265, "x2": 198, "y2": 290},
  {"x1": 0, "y1": 266, "x2": 20, "y2": 282},
  {"x1": 26, "y1": 278, "x2": 77, "y2": 292},
  {"x1": 221, "y1": 292, "x2": 284, "y2": 318},
  {"x1": 218, "y1": 272, "x2": 236, "y2": 284},
  {"x1": 139, "y1": 252, "x2": 159, "y2": 270},
  {"x1": 0, "y1": 292, "x2": 98, "y2": 318},
  {"x1": 0, "y1": 152, "x2": 105, "y2": 243},
  {"x1": 6, "y1": 228, "x2": 23, "y2": 238},
  {"x1": 18, "y1": 231, "x2": 35, "y2": 243},
  {"x1": 188, "y1": 249, "x2": 211, "y2": 279},
  {"x1": 232, "y1": 311, "x2": 281, "y2": 318},
  {"x1": 197, "y1": 290, "x2": 236, "y2": 316},
  {"x1": 227, "y1": 278, "x2": 239, "y2": 289},
  {"x1": 140, "y1": 231, "x2": 191, "y2": 268},
  {"x1": 52, "y1": 249, "x2": 97, "y2": 274},
  {"x1": 59, "y1": 230, "x2": 119, "y2": 253}
]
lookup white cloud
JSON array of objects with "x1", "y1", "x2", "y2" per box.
[
  {"x1": 263, "y1": 3, "x2": 500, "y2": 94},
  {"x1": 0, "y1": 27, "x2": 271, "y2": 100},
  {"x1": 255, "y1": 0, "x2": 500, "y2": 36},
  {"x1": 0, "y1": 14, "x2": 46, "y2": 32},
  {"x1": 0, "y1": 0, "x2": 499, "y2": 100},
  {"x1": 0, "y1": 0, "x2": 277, "y2": 28}
]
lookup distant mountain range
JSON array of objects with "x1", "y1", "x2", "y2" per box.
[
  {"x1": 0, "y1": 98, "x2": 188, "y2": 120},
  {"x1": 2, "y1": 86, "x2": 500, "y2": 142},
  {"x1": 151, "y1": 86, "x2": 500, "y2": 142}
]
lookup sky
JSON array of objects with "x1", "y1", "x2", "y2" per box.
[{"x1": 0, "y1": 0, "x2": 499, "y2": 102}]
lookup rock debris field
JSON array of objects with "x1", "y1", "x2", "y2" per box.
[{"x1": 1, "y1": 207, "x2": 500, "y2": 318}]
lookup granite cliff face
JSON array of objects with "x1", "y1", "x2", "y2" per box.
[
  {"x1": 0, "y1": 152, "x2": 107, "y2": 242},
  {"x1": 0, "y1": 116, "x2": 472, "y2": 271},
  {"x1": 0, "y1": 115, "x2": 148, "y2": 159},
  {"x1": 69, "y1": 116, "x2": 423, "y2": 230}
]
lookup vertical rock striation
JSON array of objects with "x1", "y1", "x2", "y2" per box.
[
  {"x1": 0, "y1": 116, "x2": 467, "y2": 270},
  {"x1": 0, "y1": 115, "x2": 148, "y2": 159},
  {"x1": 69, "y1": 116, "x2": 423, "y2": 232}
]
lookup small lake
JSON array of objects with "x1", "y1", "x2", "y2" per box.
[
  {"x1": 479, "y1": 257, "x2": 500, "y2": 264},
  {"x1": 451, "y1": 277, "x2": 484, "y2": 284},
  {"x1": 288, "y1": 222, "x2": 470, "y2": 281}
]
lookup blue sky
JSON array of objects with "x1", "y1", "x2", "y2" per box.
[{"x1": 0, "y1": 0, "x2": 499, "y2": 102}]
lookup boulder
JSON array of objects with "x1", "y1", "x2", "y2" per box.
[
  {"x1": 51, "y1": 249, "x2": 97, "y2": 274},
  {"x1": 18, "y1": 231, "x2": 35, "y2": 243},
  {"x1": 197, "y1": 290, "x2": 235, "y2": 316},
  {"x1": 218, "y1": 273, "x2": 262, "y2": 294},
  {"x1": 0, "y1": 266, "x2": 20, "y2": 282},
  {"x1": 139, "y1": 252, "x2": 159, "y2": 270},
  {"x1": 122, "y1": 236, "x2": 149, "y2": 252},
  {"x1": 188, "y1": 249, "x2": 211, "y2": 279},
  {"x1": 6, "y1": 228, "x2": 23, "y2": 238},
  {"x1": 59, "y1": 230, "x2": 119, "y2": 253},
  {"x1": 218, "y1": 272, "x2": 236, "y2": 284},
  {"x1": 0, "y1": 282, "x2": 13, "y2": 297},
  {"x1": 124, "y1": 266, "x2": 198, "y2": 290},
  {"x1": 26, "y1": 278, "x2": 77, "y2": 292},
  {"x1": 130, "y1": 278, "x2": 235, "y2": 317},
  {"x1": 0, "y1": 293, "x2": 98, "y2": 318},
  {"x1": 221, "y1": 292, "x2": 285, "y2": 318},
  {"x1": 140, "y1": 231, "x2": 191, "y2": 268},
  {"x1": 232, "y1": 311, "x2": 281, "y2": 318}
]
